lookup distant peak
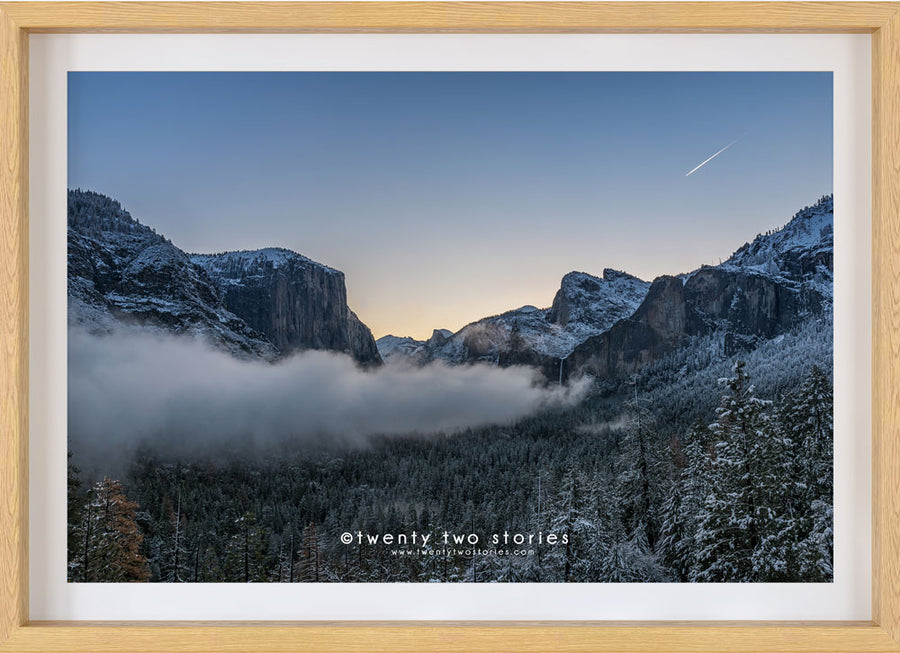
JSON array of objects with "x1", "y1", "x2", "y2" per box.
[
  {"x1": 377, "y1": 334, "x2": 416, "y2": 343},
  {"x1": 425, "y1": 329, "x2": 453, "y2": 348}
]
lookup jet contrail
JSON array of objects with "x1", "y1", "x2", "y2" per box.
[{"x1": 685, "y1": 139, "x2": 739, "y2": 177}]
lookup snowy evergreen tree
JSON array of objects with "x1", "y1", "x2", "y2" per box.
[
  {"x1": 67, "y1": 453, "x2": 88, "y2": 581},
  {"x1": 545, "y1": 469, "x2": 597, "y2": 581},
  {"x1": 694, "y1": 361, "x2": 776, "y2": 581},
  {"x1": 657, "y1": 443, "x2": 695, "y2": 582},
  {"x1": 614, "y1": 398, "x2": 664, "y2": 550},
  {"x1": 72, "y1": 478, "x2": 150, "y2": 582},
  {"x1": 770, "y1": 365, "x2": 834, "y2": 581}
]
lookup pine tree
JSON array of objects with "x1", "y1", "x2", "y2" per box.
[
  {"x1": 615, "y1": 400, "x2": 663, "y2": 549},
  {"x1": 78, "y1": 478, "x2": 150, "y2": 582},
  {"x1": 277, "y1": 529, "x2": 296, "y2": 582},
  {"x1": 788, "y1": 366, "x2": 833, "y2": 500},
  {"x1": 770, "y1": 365, "x2": 834, "y2": 581},
  {"x1": 519, "y1": 470, "x2": 549, "y2": 582},
  {"x1": 600, "y1": 507, "x2": 666, "y2": 582},
  {"x1": 658, "y1": 426, "x2": 707, "y2": 580},
  {"x1": 693, "y1": 361, "x2": 776, "y2": 582},
  {"x1": 657, "y1": 451, "x2": 695, "y2": 582},
  {"x1": 161, "y1": 490, "x2": 190, "y2": 582},
  {"x1": 197, "y1": 545, "x2": 224, "y2": 582},
  {"x1": 67, "y1": 453, "x2": 87, "y2": 581},
  {"x1": 223, "y1": 512, "x2": 268, "y2": 582},
  {"x1": 545, "y1": 469, "x2": 595, "y2": 582},
  {"x1": 296, "y1": 523, "x2": 321, "y2": 582},
  {"x1": 747, "y1": 405, "x2": 795, "y2": 581}
]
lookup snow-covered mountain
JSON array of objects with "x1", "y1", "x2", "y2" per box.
[
  {"x1": 192, "y1": 249, "x2": 381, "y2": 365},
  {"x1": 71, "y1": 188, "x2": 833, "y2": 381},
  {"x1": 548, "y1": 269, "x2": 652, "y2": 340},
  {"x1": 377, "y1": 269, "x2": 650, "y2": 372},
  {"x1": 68, "y1": 190, "x2": 277, "y2": 358},
  {"x1": 68, "y1": 189, "x2": 381, "y2": 364},
  {"x1": 380, "y1": 195, "x2": 834, "y2": 383},
  {"x1": 721, "y1": 194, "x2": 833, "y2": 298},
  {"x1": 569, "y1": 195, "x2": 834, "y2": 379},
  {"x1": 376, "y1": 329, "x2": 452, "y2": 365}
]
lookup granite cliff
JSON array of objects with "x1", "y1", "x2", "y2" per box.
[
  {"x1": 68, "y1": 189, "x2": 381, "y2": 365},
  {"x1": 567, "y1": 196, "x2": 833, "y2": 379},
  {"x1": 191, "y1": 249, "x2": 381, "y2": 365}
]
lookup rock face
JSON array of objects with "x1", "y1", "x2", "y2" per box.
[
  {"x1": 684, "y1": 267, "x2": 823, "y2": 341},
  {"x1": 547, "y1": 269, "x2": 649, "y2": 330},
  {"x1": 192, "y1": 249, "x2": 381, "y2": 365},
  {"x1": 567, "y1": 276, "x2": 693, "y2": 378},
  {"x1": 568, "y1": 195, "x2": 834, "y2": 379},
  {"x1": 68, "y1": 189, "x2": 382, "y2": 365}
]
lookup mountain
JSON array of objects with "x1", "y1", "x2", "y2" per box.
[
  {"x1": 548, "y1": 269, "x2": 652, "y2": 338},
  {"x1": 67, "y1": 189, "x2": 382, "y2": 365},
  {"x1": 70, "y1": 188, "x2": 833, "y2": 381},
  {"x1": 724, "y1": 197, "x2": 833, "y2": 284},
  {"x1": 377, "y1": 269, "x2": 650, "y2": 375},
  {"x1": 68, "y1": 190, "x2": 276, "y2": 358},
  {"x1": 379, "y1": 195, "x2": 833, "y2": 383},
  {"x1": 375, "y1": 330, "x2": 451, "y2": 366},
  {"x1": 191, "y1": 249, "x2": 381, "y2": 365},
  {"x1": 568, "y1": 195, "x2": 833, "y2": 379}
]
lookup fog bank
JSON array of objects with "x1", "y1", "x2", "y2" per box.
[{"x1": 68, "y1": 329, "x2": 589, "y2": 470}]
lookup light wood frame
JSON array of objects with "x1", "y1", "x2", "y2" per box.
[{"x1": 0, "y1": 2, "x2": 898, "y2": 651}]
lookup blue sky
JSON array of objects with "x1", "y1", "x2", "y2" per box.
[{"x1": 68, "y1": 72, "x2": 832, "y2": 339}]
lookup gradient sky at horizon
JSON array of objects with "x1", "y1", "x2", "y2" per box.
[{"x1": 68, "y1": 71, "x2": 832, "y2": 340}]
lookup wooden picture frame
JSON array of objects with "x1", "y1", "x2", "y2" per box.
[{"x1": 1, "y1": 2, "x2": 898, "y2": 651}]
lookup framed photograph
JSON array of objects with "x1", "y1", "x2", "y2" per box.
[{"x1": 2, "y1": 2, "x2": 899, "y2": 652}]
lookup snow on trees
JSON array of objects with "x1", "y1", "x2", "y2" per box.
[
  {"x1": 66, "y1": 354, "x2": 833, "y2": 583},
  {"x1": 68, "y1": 477, "x2": 150, "y2": 582}
]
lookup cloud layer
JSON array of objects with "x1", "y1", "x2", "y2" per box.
[{"x1": 68, "y1": 329, "x2": 589, "y2": 468}]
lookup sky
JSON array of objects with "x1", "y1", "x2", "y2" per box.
[{"x1": 68, "y1": 72, "x2": 833, "y2": 340}]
